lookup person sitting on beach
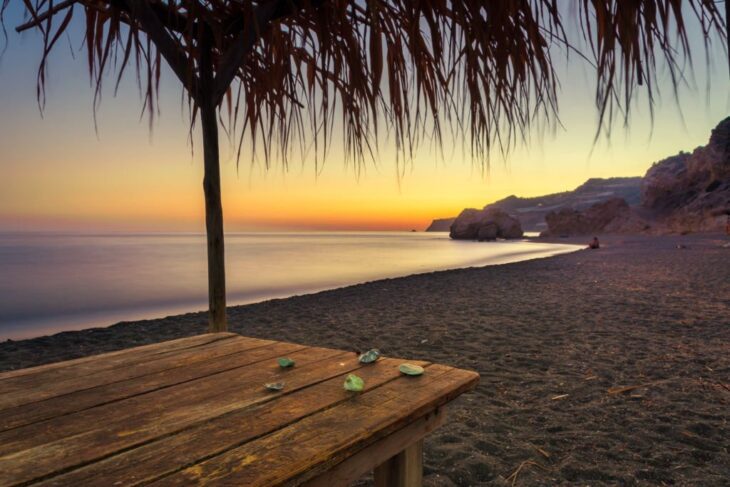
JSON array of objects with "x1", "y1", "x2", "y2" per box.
[{"x1": 588, "y1": 237, "x2": 600, "y2": 249}]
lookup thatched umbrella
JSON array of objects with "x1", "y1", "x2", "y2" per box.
[{"x1": 4, "y1": 1, "x2": 727, "y2": 332}]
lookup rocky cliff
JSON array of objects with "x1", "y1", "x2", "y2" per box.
[
  {"x1": 640, "y1": 117, "x2": 730, "y2": 232},
  {"x1": 428, "y1": 117, "x2": 729, "y2": 236},
  {"x1": 425, "y1": 177, "x2": 642, "y2": 233},
  {"x1": 541, "y1": 117, "x2": 729, "y2": 236}
]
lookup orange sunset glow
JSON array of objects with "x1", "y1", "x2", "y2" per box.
[
  {"x1": 2, "y1": 108, "x2": 725, "y2": 232},
  {"x1": 1, "y1": 5, "x2": 727, "y2": 232},
  {"x1": 1, "y1": 2, "x2": 729, "y2": 486}
]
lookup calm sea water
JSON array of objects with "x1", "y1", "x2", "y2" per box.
[{"x1": 0, "y1": 232, "x2": 579, "y2": 340}]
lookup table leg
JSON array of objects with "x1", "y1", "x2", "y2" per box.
[
  {"x1": 303, "y1": 408, "x2": 444, "y2": 487},
  {"x1": 373, "y1": 439, "x2": 423, "y2": 487}
]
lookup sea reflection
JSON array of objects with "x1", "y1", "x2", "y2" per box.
[{"x1": 0, "y1": 232, "x2": 579, "y2": 339}]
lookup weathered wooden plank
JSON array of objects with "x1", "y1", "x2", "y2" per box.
[
  {"x1": 151, "y1": 365, "x2": 479, "y2": 486},
  {"x1": 0, "y1": 333, "x2": 237, "y2": 387},
  {"x1": 0, "y1": 335, "x2": 275, "y2": 412},
  {"x1": 373, "y1": 440, "x2": 424, "y2": 487},
  {"x1": 33, "y1": 358, "x2": 429, "y2": 487},
  {"x1": 0, "y1": 339, "x2": 296, "y2": 432},
  {"x1": 305, "y1": 409, "x2": 444, "y2": 487},
  {"x1": 0, "y1": 347, "x2": 363, "y2": 486},
  {"x1": 0, "y1": 344, "x2": 342, "y2": 454}
]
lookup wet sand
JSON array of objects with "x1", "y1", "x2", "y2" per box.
[{"x1": 2, "y1": 234, "x2": 729, "y2": 485}]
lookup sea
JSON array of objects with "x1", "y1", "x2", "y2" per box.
[{"x1": 0, "y1": 232, "x2": 580, "y2": 340}]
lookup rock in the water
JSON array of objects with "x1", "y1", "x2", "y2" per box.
[
  {"x1": 450, "y1": 208, "x2": 523, "y2": 240},
  {"x1": 449, "y1": 209, "x2": 482, "y2": 239},
  {"x1": 477, "y1": 222, "x2": 498, "y2": 241},
  {"x1": 498, "y1": 215, "x2": 524, "y2": 239}
]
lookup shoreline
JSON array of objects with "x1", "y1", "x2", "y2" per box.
[
  {"x1": 3, "y1": 233, "x2": 720, "y2": 358},
  {"x1": 2, "y1": 233, "x2": 728, "y2": 485},
  {"x1": 0, "y1": 236, "x2": 580, "y2": 341}
]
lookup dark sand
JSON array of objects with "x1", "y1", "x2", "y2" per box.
[{"x1": 2, "y1": 234, "x2": 729, "y2": 485}]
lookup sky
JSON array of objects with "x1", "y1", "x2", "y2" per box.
[{"x1": 0, "y1": 4, "x2": 728, "y2": 232}]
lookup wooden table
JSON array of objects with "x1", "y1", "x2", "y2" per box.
[{"x1": 0, "y1": 332, "x2": 478, "y2": 486}]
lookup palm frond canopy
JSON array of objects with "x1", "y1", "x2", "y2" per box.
[
  {"x1": 3, "y1": 1, "x2": 728, "y2": 333},
  {"x1": 5, "y1": 1, "x2": 728, "y2": 165}
]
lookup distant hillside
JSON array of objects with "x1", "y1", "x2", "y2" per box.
[
  {"x1": 425, "y1": 177, "x2": 642, "y2": 232},
  {"x1": 540, "y1": 117, "x2": 730, "y2": 235},
  {"x1": 425, "y1": 218, "x2": 455, "y2": 232},
  {"x1": 486, "y1": 177, "x2": 643, "y2": 231}
]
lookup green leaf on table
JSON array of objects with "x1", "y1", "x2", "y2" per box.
[
  {"x1": 265, "y1": 382, "x2": 285, "y2": 391},
  {"x1": 358, "y1": 349, "x2": 381, "y2": 364},
  {"x1": 344, "y1": 374, "x2": 365, "y2": 392},
  {"x1": 399, "y1": 363, "x2": 424, "y2": 376},
  {"x1": 277, "y1": 357, "x2": 295, "y2": 368}
]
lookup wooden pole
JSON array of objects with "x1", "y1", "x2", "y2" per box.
[
  {"x1": 201, "y1": 101, "x2": 227, "y2": 332},
  {"x1": 200, "y1": 31, "x2": 227, "y2": 332}
]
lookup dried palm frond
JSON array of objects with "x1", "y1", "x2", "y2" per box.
[
  {"x1": 3, "y1": 1, "x2": 727, "y2": 331},
  {"x1": 3, "y1": 1, "x2": 728, "y2": 167}
]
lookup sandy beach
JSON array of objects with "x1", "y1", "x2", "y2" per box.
[{"x1": 2, "y1": 234, "x2": 729, "y2": 485}]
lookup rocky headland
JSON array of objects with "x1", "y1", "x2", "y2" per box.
[
  {"x1": 640, "y1": 117, "x2": 730, "y2": 232},
  {"x1": 431, "y1": 117, "x2": 729, "y2": 238},
  {"x1": 432, "y1": 177, "x2": 641, "y2": 236},
  {"x1": 425, "y1": 218, "x2": 455, "y2": 232},
  {"x1": 543, "y1": 117, "x2": 729, "y2": 236}
]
